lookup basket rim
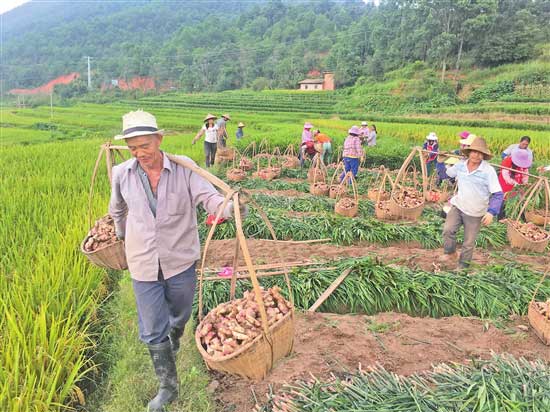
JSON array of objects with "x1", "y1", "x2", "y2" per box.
[
  {"x1": 389, "y1": 196, "x2": 425, "y2": 210},
  {"x1": 195, "y1": 308, "x2": 294, "y2": 363},
  {"x1": 507, "y1": 221, "x2": 550, "y2": 244},
  {"x1": 80, "y1": 236, "x2": 124, "y2": 256}
]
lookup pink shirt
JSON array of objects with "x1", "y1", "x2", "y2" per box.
[
  {"x1": 342, "y1": 135, "x2": 364, "y2": 158},
  {"x1": 109, "y1": 153, "x2": 227, "y2": 281},
  {"x1": 302, "y1": 130, "x2": 313, "y2": 143}
]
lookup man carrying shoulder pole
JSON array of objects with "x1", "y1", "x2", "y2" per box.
[
  {"x1": 109, "y1": 110, "x2": 246, "y2": 411},
  {"x1": 438, "y1": 137, "x2": 503, "y2": 270}
]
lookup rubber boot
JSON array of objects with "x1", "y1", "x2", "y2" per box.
[
  {"x1": 169, "y1": 327, "x2": 184, "y2": 355},
  {"x1": 147, "y1": 340, "x2": 178, "y2": 412}
]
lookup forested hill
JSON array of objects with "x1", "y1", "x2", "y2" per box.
[{"x1": 2, "y1": 0, "x2": 548, "y2": 93}]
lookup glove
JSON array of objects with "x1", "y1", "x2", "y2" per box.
[{"x1": 481, "y1": 212, "x2": 494, "y2": 226}]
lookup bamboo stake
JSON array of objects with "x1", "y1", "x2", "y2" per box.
[
  {"x1": 104, "y1": 143, "x2": 113, "y2": 184},
  {"x1": 308, "y1": 268, "x2": 352, "y2": 312},
  {"x1": 88, "y1": 146, "x2": 105, "y2": 228},
  {"x1": 203, "y1": 266, "x2": 337, "y2": 282}
]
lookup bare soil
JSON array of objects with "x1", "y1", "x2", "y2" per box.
[
  {"x1": 210, "y1": 311, "x2": 549, "y2": 412},
  {"x1": 202, "y1": 239, "x2": 548, "y2": 274}
]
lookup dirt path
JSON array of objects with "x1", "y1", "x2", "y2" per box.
[
  {"x1": 210, "y1": 311, "x2": 549, "y2": 411},
  {"x1": 202, "y1": 239, "x2": 548, "y2": 274}
]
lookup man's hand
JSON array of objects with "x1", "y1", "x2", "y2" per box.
[
  {"x1": 191, "y1": 139, "x2": 197, "y2": 145},
  {"x1": 481, "y1": 212, "x2": 494, "y2": 226},
  {"x1": 224, "y1": 201, "x2": 249, "y2": 219}
]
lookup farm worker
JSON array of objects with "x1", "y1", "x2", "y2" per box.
[
  {"x1": 439, "y1": 137, "x2": 504, "y2": 269},
  {"x1": 236, "y1": 122, "x2": 245, "y2": 140},
  {"x1": 422, "y1": 132, "x2": 439, "y2": 175},
  {"x1": 314, "y1": 129, "x2": 332, "y2": 164},
  {"x1": 366, "y1": 124, "x2": 377, "y2": 147},
  {"x1": 300, "y1": 122, "x2": 315, "y2": 167},
  {"x1": 109, "y1": 110, "x2": 247, "y2": 412},
  {"x1": 216, "y1": 113, "x2": 231, "y2": 147},
  {"x1": 501, "y1": 136, "x2": 532, "y2": 160},
  {"x1": 192, "y1": 113, "x2": 219, "y2": 168},
  {"x1": 358, "y1": 121, "x2": 369, "y2": 145},
  {"x1": 497, "y1": 147, "x2": 532, "y2": 220},
  {"x1": 454, "y1": 131, "x2": 476, "y2": 154},
  {"x1": 340, "y1": 125, "x2": 364, "y2": 180}
]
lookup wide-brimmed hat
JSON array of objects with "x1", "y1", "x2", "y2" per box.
[
  {"x1": 221, "y1": 113, "x2": 231, "y2": 120},
  {"x1": 462, "y1": 136, "x2": 492, "y2": 160},
  {"x1": 459, "y1": 134, "x2": 477, "y2": 146},
  {"x1": 361, "y1": 121, "x2": 368, "y2": 126},
  {"x1": 426, "y1": 132, "x2": 438, "y2": 141},
  {"x1": 304, "y1": 122, "x2": 313, "y2": 129},
  {"x1": 458, "y1": 130, "x2": 470, "y2": 139},
  {"x1": 204, "y1": 113, "x2": 217, "y2": 122},
  {"x1": 511, "y1": 148, "x2": 533, "y2": 168},
  {"x1": 445, "y1": 157, "x2": 460, "y2": 166},
  {"x1": 237, "y1": 122, "x2": 245, "y2": 127},
  {"x1": 114, "y1": 110, "x2": 164, "y2": 140},
  {"x1": 348, "y1": 125, "x2": 361, "y2": 136}
]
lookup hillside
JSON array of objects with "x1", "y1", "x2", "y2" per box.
[{"x1": 2, "y1": 0, "x2": 548, "y2": 94}]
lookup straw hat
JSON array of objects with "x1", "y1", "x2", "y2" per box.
[
  {"x1": 114, "y1": 110, "x2": 164, "y2": 140},
  {"x1": 304, "y1": 122, "x2": 313, "y2": 129},
  {"x1": 348, "y1": 125, "x2": 361, "y2": 136},
  {"x1": 445, "y1": 157, "x2": 460, "y2": 166},
  {"x1": 204, "y1": 113, "x2": 217, "y2": 122},
  {"x1": 221, "y1": 113, "x2": 231, "y2": 120},
  {"x1": 361, "y1": 121, "x2": 368, "y2": 126},
  {"x1": 238, "y1": 122, "x2": 245, "y2": 127},
  {"x1": 462, "y1": 136, "x2": 492, "y2": 160},
  {"x1": 459, "y1": 134, "x2": 476, "y2": 146},
  {"x1": 511, "y1": 148, "x2": 533, "y2": 168}
]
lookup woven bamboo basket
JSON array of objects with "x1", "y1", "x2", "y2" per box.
[
  {"x1": 528, "y1": 301, "x2": 550, "y2": 345},
  {"x1": 525, "y1": 209, "x2": 548, "y2": 226},
  {"x1": 375, "y1": 201, "x2": 396, "y2": 220},
  {"x1": 81, "y1": 236, "x2": 128, "y2": 270},
  {"x1": 268, "y1": 166, "x2": 282, "y2": 178},
  {"x1": 253, "y1": 169, "x2": 276, "y2": 180},
  {"x1": 215, "y1": 147, "x2": 236, "y2": 164},
  {"x1": 282, "y1": 156, "x2": 300, "y2": 169},
  {"x1": 329, "y1": 185, "x2": 345, "y2": 199},
  {"x1": 310, "y1": 182, "x2": 329, "y2": 196},
  {"x1": 334, "y1": 172, "x2": 359, "y2": 218},
  {"x1": 367, "y1": 189, "x2": 389, "y2": 202},
  {"x1": 226, "y1": 168, "x2": 247, "y2": 182},
  {"x1": 506, "y1": 222, "x2": 550, "y2": 253},
  {"x1": 307, "y1": 154, "x2": 326, "y2": 183},
  {"x1": 239, "y1": 157, "x2": 254, "y2": 171},
  {"x1": 388, "y1": 148, "x2": 428, "y2": 221},
  {"x1": 507, "y1": 178, "x2": 550, "y2": 253},
  {"x1": 527, "y1": 270, "x2": 550, "y2": 345},
  {"x1": 373, "y1": 171, "x2": 397, "y2": 221},
  {"x1": 193, "y1": 184, "x2": 295, "y2": 380}
]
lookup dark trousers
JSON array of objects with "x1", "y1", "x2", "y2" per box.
[
  {"x1": 204, "y1": 142, "x2": 217, "y2": 168},
  {"x1": 132, "y1": 263, "x2": 197, "y2": 344},
  {"x1": 443, "y1": 206, "x2": 482, "y2": 268},
  {"x1": 340, "y1": 157, "x2": 360, "y2": 180}
]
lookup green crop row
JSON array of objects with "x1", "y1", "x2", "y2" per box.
[{"x1": 258, "y1": 354, "x2": 550, "y2": 412}]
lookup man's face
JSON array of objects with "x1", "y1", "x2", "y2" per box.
[
  {"x1": 519, "y1": 140, "x2": 529, "y2": 150},
  {"x1": 468, "y1": 150, "x2": 484, "y2": 164},
  {"x1": 126, "y1": 134, "x2": 163, "y2": 168}
]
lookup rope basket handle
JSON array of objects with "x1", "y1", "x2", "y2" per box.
[
  {"x1": 511, "y1": 178, "x2": 544, "y2": 224},
  {"x1": 530, "y1": 268, "x2": 550, "y2": 304},
  {"x1": 283, "y1": 144, "x2": 296, "y2": 158},
  {"x1": 392, "y1": 147, "x2": 428, "y2": 200},
  {"x1": 335, "y1": 171, "x2": 358, "y2": 204},
  {"x1": 376, "y1": 171, "x2": 394, "y2": 204},
  {"x1": 329, "y1": 162, "x2": 345, "y2": 187}
]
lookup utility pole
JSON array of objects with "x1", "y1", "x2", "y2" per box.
[{"x1": 84, "y1": 56, "x2": 92, "y2": 89}]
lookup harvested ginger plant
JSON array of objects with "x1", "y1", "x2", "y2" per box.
[
  {"x1": 510, "y1": 221, "x2": 550, "y2": 241},
  {"x1": 239, "y1": 158, "x2": 253, "y2": 171},
  {"x1": 336, "y1": 197, "x2": 356, "y2": 210},
  {"x1": 198, "y1": 286, "x2": 292, "y2": 358},
  {"x1": 533, "y1": 300, "x2": 550, "y2": 317},
  {"x1": 83, "y1": 215, "x2": 118, "y2": 252},
  {"x1": 227, "y1": 168, "x2": 247, "y2": 181},
  {"x1": 393, "y1": 188, "x2": 424, "y2": 208}
]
